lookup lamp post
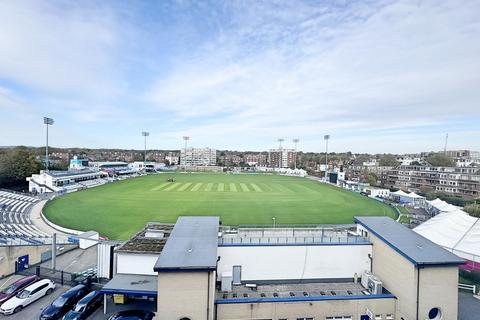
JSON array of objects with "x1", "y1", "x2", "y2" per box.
[
  {"x1": 43, "y1": 117, "x2": 54, "y2": 171},
  {"x1": 182, "y1": 136, "x2": 190, "y2": 165},
  {"x1": 324, "y1": 135, "x2": 330, "y2": 181},
  {"x1": 142, "y1": 132, "x2": 149, "y2": 163},
  {"x1": 293, "y1": 138, "x2": 299, "y2": 169},
  {"x1": 272, "y1": 217, "x2": 276, "y2": 228}
]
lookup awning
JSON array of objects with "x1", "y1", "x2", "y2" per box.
[{"x1": 101, "y1": 274, "x2": 157, "y2": 297}]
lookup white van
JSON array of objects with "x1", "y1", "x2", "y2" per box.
[{"x1": 0, "y1": 279, "x2": 55, "y2": 315}]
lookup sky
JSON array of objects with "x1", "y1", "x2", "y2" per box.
[{"x1": 0, "y1": 0, "x2": 479, "y2": 153}]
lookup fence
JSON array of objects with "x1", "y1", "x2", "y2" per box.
[
  {"x1": 458, "y1": 283, "x2": 477, "y2": 294},
  {"x1": 16, "y1": 265, "x2": 98, "y2": 287}
]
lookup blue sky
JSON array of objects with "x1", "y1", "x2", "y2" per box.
[{"x1": 0, "y1": 0, "x2": 479, "y2": 153}]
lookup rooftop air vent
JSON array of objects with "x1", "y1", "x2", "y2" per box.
[{"x1": 144, "y1": 229, "x2": 165, "y2": 239}]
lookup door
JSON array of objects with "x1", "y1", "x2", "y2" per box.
[
  {"x1": 17, "y1": 255, "x2": 29, "y2": 272},
  {"x1": 360, "y1": 316, "x2": 370, "y2": 320}
]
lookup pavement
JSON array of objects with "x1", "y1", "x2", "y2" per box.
[
  {"x1": 459, "y1": 290, "x2": 480, "y2": 320},
  {"x1": 40, "y1": 245, "x2": 98, "y2": 274},
  {"x1": 29, "y1": 199, "x2": 70, "y2": 242}
]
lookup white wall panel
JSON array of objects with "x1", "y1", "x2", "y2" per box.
[
  {"x1": 217, "y1": 244, "x2": 371, "y2": 281},
  {"x1": 116, "y1": 253, "x2": 159, "y2": 275}
]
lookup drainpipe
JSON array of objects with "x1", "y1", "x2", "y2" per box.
[
  {"x1": 368, "y1": 253, "x2": 373, "y2": 272},
  {"x1": 416, "y1": 268, "x2": 420, "y2": 320}
]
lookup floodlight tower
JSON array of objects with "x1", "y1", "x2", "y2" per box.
[
  {"x1": 277, "y1": 138, "x2": 284, "y2": 149},
  {"x1": 43, "y1": 117, "x2": 54, "y2": 171},
  {"x1": 293, "y1": 138, "x2": 299, "y2": 169},
  {"x1": 324, "y1": 135, "x2": 330, "y2": 180},
  {"x1": 142, "y1": 131, "x2": 149, "y2": 163},
  {"x1": 182, "y1": 136, "x2": 190, "y2": 165},
  {"x1": 277, "y1": 138, "x2": 284, "y2": 168}
]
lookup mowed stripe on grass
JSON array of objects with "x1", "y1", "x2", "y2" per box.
[
  {"x1": 218, "y1": 183, "x2": 225, "y2": 192},
  {"x1": 164, "y1": 183, "x2": 181, "y2": 191},
  {"x1": 229, "y1": 183, "x2": 237, "y2": 192},
  {"x1": 240, "y1": 183, "x2": 250, "y2": 192},
  {"x1": 151, "y1": 182, "x2": 170, "y2": 191},
  {"x1": 205, "y1": 183, "x2": 213, "y2": 191},
  {"x1": 250, "y1": 183, "x2": 263, "y2": 192},
  {"x1": 190, "y1": 183, "x2": 203, "y2": 191},
  {"x1": 177, "y1": 182, "x2": 192, "y2": 191}
]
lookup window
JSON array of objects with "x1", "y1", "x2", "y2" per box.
[
  {"x1": 385, "y1": 315, "x2": 394, "y2": 320},
  {"x1": 428, "y1": 307, "x2": 442, "y2": 320}
]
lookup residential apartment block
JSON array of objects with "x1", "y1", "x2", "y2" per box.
[
  {"x1": 387, "y1": 165, "x2": 480, "y2": 199},
  {"x1": 269, "y1": 148, "x2": 296, "y2": 168},
  {"x1": 180, "y1": 147, "x2": 217, "y2": 166}
]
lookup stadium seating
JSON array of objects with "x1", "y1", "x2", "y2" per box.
[{"x1": 0, "y1": 190, "x2": 51, "y2": 245}]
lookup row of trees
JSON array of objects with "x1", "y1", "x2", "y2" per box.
[{"x1": 0, "y1": 147, "x2": 43, "y2": 189}]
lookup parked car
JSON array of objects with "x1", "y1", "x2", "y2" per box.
[
  {"x1": 0, "y1": 279, "x2": 55, "y2": 315},
  {"x1": 40, "y1": 284, "x2": 90, "y2": 320},
  {"x1": 0, "y1": 275, "x2": 40, "y2": 306},
  {"x1": 108, "y1": 310, "x2": 155, "y2": 320},
  {"x1": 62, "y1": 290, "x2": 102, "y2": 320}
]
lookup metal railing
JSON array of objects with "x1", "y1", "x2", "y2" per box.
[
  {"x1": 219, "y1": 235, "x2": 369, "y2": 246},
  {"x1": 458, "y1": 283, "x2": 477, "y2": 294}
]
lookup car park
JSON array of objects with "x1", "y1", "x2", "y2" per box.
[
  {"x1": 0, "y1": 279, "x2": 55, "y2": 315},
  {"x1": 108, "y1": 309, "x2": 155, "y2": 320},
  {"x1": 0, "y1": 275, "x2": 40, "y2": 306},
  {"x1": 61, "y1": 290, "x2": 102, "y2": 320},
  {"x1": 40, "y1": 284, "x2": 90, "y2": 320}
]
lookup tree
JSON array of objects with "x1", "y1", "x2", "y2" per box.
[
  {"x1": 464, "y1": 204, "x2": 480, "y2": 217},
  {"x1": 425, "y1": 154, "x2": 455, "y2": 167},
  {"x1": 379, "y1": 154, "x2": 400, "y2": 167},
  {"x1": 0, "y1": 147, "x2": 42, "y2": 188},
  {"x1": 366, "y1": 173, "x2": 379, "y2": 186}
]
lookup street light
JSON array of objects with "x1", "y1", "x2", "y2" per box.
[
  {"x1": 43, "y1": 117, "x2": 54, "y2": 171},
  {"x1": 324, "y1": 135, "x2": 330, "y2": 181},
  {"x1": 142, "y1": 132, "x2": 149, "y2": 163},
  {"x1": 272, "y1": 217, "x2": 276, "y2": 228},
  {"x1": 182, "y1": 136, "x2": 190, "y2": 165},
  {"x1": 293, "y1": 138, "x2": 299, "y2": 170}
]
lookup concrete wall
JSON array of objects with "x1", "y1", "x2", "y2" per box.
[
  {"x1": 0, "y1": 244, "x2": 77, "y2": 278},
  {"x1": 157, "y1": 271, "x2": 215, "y2": 320},
  {"x1": 116, "y1": 252, "x2": 159, "y2": 276},
  {"x1": 367, "y1": 231, "x2": 459, "y2": 320},
  {"x1": 217, "y1": 244, "x2": 372, "y2": 281},
  {"x1": 418, "y1": 266, "x2": 459, "y2": 320},
  {"x1": 216, "y1": 297, "x2": 396, "y2": 320}
]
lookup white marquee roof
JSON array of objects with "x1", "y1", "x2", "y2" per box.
[{"x1": 414, "y1": 210, "x2": 480, "y2": 261}]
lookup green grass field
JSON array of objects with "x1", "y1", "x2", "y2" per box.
[{"x1": 44, "y1": 173, "x2": 396, "y2": 239}]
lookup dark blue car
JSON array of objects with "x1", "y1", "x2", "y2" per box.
[
  {"x1": 62, "y1": 290, "x2": 102, "y2": 320},
  {"x1": 39, "y1": 284, "x2": 89, "y2": 320}
]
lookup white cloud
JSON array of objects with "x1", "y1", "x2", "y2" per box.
[
  {"x1": 146, "y1": 0, "x2": 480, "y2": 152},
  {"x1": 0, "y1": 1, "x2": 125, "y2": 98},
  {"x1": 1, "y1": 0, "x2": 479, "y2": 152}
]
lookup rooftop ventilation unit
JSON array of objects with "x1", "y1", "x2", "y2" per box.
[
  {"x1": 145, "y1": 229, "x2": 165, "y2": 239},
  {"x1": 367, "y1": 276, "x2": 383, "y2": 295},
  {"x1": 361, "y1": 270, "x2": 373, "y2": 289},
  {"x1": 221, "y1": 271, "x2": 233, "y2": 292}
]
